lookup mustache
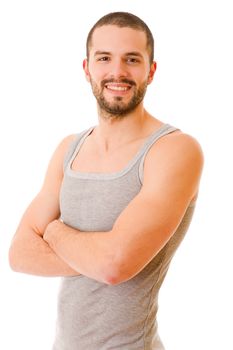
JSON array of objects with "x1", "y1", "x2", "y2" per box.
[{"x1": 101, "y1": 78, "x2": 136, "y2": 88}]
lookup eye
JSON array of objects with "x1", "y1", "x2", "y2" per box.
[
  {"x1": 98, "y1": 56, "x2": 110, "y2": 62},
  {"x1": 126, "y1": 57, "x2": 140, "y2": 64}
]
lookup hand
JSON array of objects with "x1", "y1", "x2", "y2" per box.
[{"x1": 43, "y1": 219, "x2": 63, "y2": 245}]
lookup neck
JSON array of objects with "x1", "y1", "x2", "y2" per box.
[{"x1": 91, "y1": 104, "x2": 158, "y2": 153}]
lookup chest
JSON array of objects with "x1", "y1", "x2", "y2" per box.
[
  {"x1": 60, "y1": 169, "x2": 142, "y2": 231},
  {"x1": 71, "y1": 137, "x2": 148, "y2": 174}
]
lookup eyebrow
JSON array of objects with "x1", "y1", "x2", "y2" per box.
[
  {"x1": 125, "y1": 52, "x2": 143, "y2": 58},
  {"x1": 94, "y1": 51, "x2": 144, "y2": 58},
  {"x1": 94, "y1": 51, "x2": 111, "y2": 56}
]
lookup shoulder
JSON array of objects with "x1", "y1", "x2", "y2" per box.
[
  {"x1": 145, "y1": 130, "x2": 204, "y2": 170},
  {"x1": 47, "y1": 134, "x2": 77, "y2": 168},
  {"x1": 41, "y1": 134, "x2": 77, "y2": 192},
  {"x1": 143, "y1": 130, "x2": 204, "y2": 202},
  {"x1": 57, "y1": 127, "x2": 94, "y2": 163},
  {"x1": 57, "y1": 134, "x2": 77, "y2": 154}
]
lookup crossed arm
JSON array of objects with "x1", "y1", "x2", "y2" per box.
[{"x1": 9, "y1": 131, "x2": 203, "y2": 285}]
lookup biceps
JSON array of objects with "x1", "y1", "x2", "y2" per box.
[{"x1": 111, "y1": 190, "x2": 187, "y2": 269}]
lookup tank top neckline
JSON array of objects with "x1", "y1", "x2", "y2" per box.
[{"x1": 67, "y1": 123, "x2": 173, "y2": 180}]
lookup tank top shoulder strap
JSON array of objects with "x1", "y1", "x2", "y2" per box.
[
  {"x1": 63, "y1": 126, "x2": 94, "y2": 172},
  {"x1": 138, "y1": 123, "x2": 179, "y2": 184}
]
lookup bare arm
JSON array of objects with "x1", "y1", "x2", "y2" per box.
[
  {"x1": 44, "y1": 132, "x2": 204, "y2": 284},
  {"x1": 9, "y1": 135, "x2": 80, "y2": 277}
]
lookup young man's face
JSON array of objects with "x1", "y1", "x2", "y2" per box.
[{"x1": 84, "y1": 25, "x2": 156, "y2": 116}]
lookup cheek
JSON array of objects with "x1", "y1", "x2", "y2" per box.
[
  {"x1": 130, "y1": 66, "x2": 149, "y2": 80},
  {"x1": 88, "y1": 62, "x2": 106, "y2": 78},
  {"x1": 88, "y1": 71, "x2": 104, "y2": 85}
]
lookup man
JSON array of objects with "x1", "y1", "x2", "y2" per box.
[{"x1": 9, "y1": 12, "x2": 203, "y2": 350}]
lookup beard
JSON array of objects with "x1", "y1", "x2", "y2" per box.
[{"x1": 90, "y1": 77, "x2": 148, "y2": 118}]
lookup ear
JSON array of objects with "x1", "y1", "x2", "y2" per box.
[
  {"x1": 83, "y1": 59, "x2": 91, "y2": 82},
  {"x1": 147, "y1": 61, "x2": 157, "y2": 85}
]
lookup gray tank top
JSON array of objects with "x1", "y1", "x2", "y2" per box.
[{"x1": 53, "y1": 123, "x2": 196, "y2": 350}]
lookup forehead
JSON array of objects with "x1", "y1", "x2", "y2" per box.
[{"x1": 90, "y1": 25, "x2": 148, "y2": 56}]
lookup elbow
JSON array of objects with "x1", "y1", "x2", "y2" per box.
[
  {"x1": 8, "y1": 246, "x2": 17, "y2": 271},
  {"x1": 103, "y1": 261, "x2": 132, "y2": 286},
  {"x1": 99, "y1": 260, "x2": 120, "y2": 285},
  {"x1": 8, "y1": 245, "x2": 22, "y2": 272},
  {"x1": 104, "y1": 273, "x2": 120, "y2": 286},
  {"x1": 8, "y1": 248, "x2": 17, "y2": 272},
  {"x1": 102, "y1": 248, "x2": 137, "y2": 285}
]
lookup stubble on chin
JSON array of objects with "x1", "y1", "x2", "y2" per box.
[{"x1": 90, "y1": 78, "x2": 148, "y2": 119}]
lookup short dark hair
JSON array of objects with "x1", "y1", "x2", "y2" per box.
[{"x1": 86, "y1": 12, "x2": 154, "y2": 64}]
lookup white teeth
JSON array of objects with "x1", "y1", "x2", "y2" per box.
[{"x1": 106, "y1": 85, "x2": 130, "y2": 91}]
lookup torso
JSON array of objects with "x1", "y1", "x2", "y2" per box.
[
  {"x1": 69, "y1": 121, "x2": 198, "y2": 203},
  {"x1": 56, "y1": 121, "x2": 199, "y2": 349}
]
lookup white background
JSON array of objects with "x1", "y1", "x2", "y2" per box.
[{"x1": 0, "y1": 1, "x2": 232, "y2": 349}]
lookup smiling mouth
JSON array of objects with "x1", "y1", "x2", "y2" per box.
[{"x1": 105, "y1": 83, "x2": 132, "y2": 92}]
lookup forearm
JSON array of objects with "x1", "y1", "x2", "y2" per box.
[
  {"x1": 44, "y1": 220, "x2": 117, "y2": 284},
  {"x1": 9, "y1": 229, "x2": 80, "y2": 277}
]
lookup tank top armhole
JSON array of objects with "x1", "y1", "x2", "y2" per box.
[
  {"x1": 63, "y1": 128, "x2": 92, "y2": 173},
  {"x1": 138, "y1": 125, "x2": 179, "y2": 184}
]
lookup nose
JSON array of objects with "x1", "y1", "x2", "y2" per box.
[{"x1": 110, "y1": 59, "x2": 128, "y2": 80}]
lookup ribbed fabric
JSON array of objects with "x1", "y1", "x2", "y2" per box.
[{"x1": 53, "y1": 123, "x2": 195, "y2": 350}]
